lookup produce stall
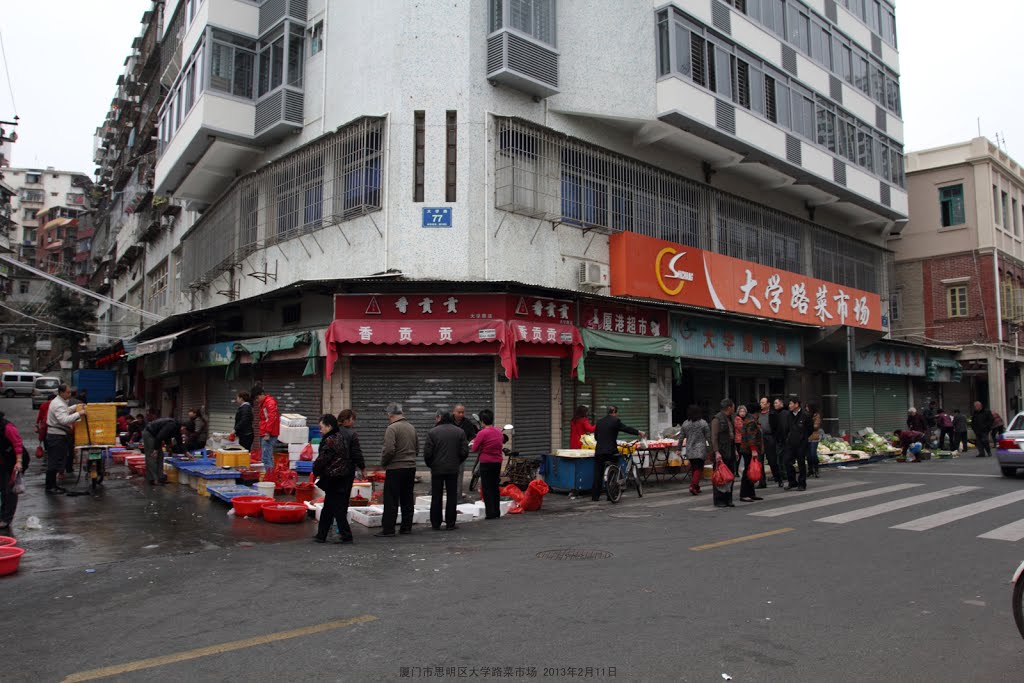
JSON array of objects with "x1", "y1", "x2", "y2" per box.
[{"x1": 545, "y1": 437, "x2": 685, "y2": 493}]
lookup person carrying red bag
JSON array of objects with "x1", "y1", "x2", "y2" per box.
[
  {"x1": 710, "y1": 399, "x2": 737, "y2": 508},
  {"x1": 738, "y1": 406, "x2": 764, "y2": 503}
]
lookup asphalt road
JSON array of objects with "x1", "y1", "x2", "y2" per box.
[{"x1": 2, "y1": 396, "x2": 1024, "y2": 682}]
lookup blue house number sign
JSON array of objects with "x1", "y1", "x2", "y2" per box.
[{"x1": 422, "y1": 207, "x2": 452, "y2": 227}]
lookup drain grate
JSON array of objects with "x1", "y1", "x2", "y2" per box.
[{"x1": 535, "y1": 548, "x2": 613, "y2": 561}]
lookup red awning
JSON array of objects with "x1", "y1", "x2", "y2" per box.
[
  {"x1": 325, "y1": 319, "x2": 515, "y2": 379},
  {"x1": 508, "y1": 321, "x2": 584, "y2": 376}
]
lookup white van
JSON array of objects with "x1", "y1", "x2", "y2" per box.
[{"x1": 0, "y1": 371, "x2": 42, "y2": 398}]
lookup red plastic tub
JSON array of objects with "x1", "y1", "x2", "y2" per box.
[
  {"x1": 260, "y1": 502, "x2": 307, "y2": 524},
  {"x1": 294, "y1": 482, "x2": 316, "y2": 504},
  {"x1": 231, "y1": 495, "x2": 274, "y2": 518},
  {"x1": 0, "y1": 536, "x2": 16, "y2": 547},
  {"x1": 0, "y1": 546, "x2": 25, "y2": 576}
]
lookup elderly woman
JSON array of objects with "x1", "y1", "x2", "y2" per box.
[
  {"x1": 680, "y1": 404, "x2": 710, "y2": 496},
  {"x1": 738, "y1": 406, "x2": 765, "y2": 503}
]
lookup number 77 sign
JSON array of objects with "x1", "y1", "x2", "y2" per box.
[{"x1": 422, "y1": 207, "x2": 453, "y2": 228}]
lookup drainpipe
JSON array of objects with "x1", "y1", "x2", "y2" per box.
[
  {"x1": 484, "y1": 111, "x2": 491, "y2": 281},
  {"x1": 995, "y1": 249, "x2": 1004, "y2": 343}
]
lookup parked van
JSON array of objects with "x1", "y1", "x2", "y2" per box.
[
  {"x1": 32, "y1": 376, "x2": 61, "y2": 409},
  {"x1": 0, "y1": 371, "x2": 41, "y2": 398}
]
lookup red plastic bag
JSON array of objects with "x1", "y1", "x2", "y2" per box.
[
  {"x1": 263, "y1": 464, "x2": 298, "y2": 494},
  {"x1": 35, "y1": 445, "x2": 45, "y2": 459},
  {"x1": 747, "y1": 455, "x2": 763, "y2": 482},
  {"x1": 519, "y1": 479, "x2": 550, "y2": 511},
  {"x1": 500, "y1": 484, "x2": 525, "y2": 504},
  {"x1": 299, "y1": 443, "x2": 314, "y2": 461},
  {"x1": 711, "y1": 459, "x2": 734, "y2": 487}
]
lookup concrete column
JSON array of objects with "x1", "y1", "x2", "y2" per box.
[
  {"x1": 322, "y1": 355, "x2": 349, "y2": 414},
  {"x1": 987, "y1": 349, "x2": 1005, "y2": 415},
  {"x1": 495, "y1": 357, "x2": 513, "y2": 444},
  {"x1": 550, "y1": 359, "x2": 562, "y2": 452}
]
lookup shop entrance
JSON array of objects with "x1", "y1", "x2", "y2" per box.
[{"x1": 674, "y1": 365, "x2": 784, "y2": 422}]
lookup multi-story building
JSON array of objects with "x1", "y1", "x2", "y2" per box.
[
  {"x1": 890, "y1": 137, "x2": 1024, "y2": 419},
  {"x1": 98, "y1": 0, "x2": 934, "y2": 449}
]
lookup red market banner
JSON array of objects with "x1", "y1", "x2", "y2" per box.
[
  {"x1": 579, "y1": 301, "x2": 669, "y2": 337},
  {"x1": 509, "y1": 321, "x2": 584, "y2": 375},
  {"x1": 334, "y1": 293, "x2": 573, "y2": 324},
  {"x1": 609, "y1": 232, "x2": 883, "y2": 331}
]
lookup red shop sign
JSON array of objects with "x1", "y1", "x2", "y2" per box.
[{"x1": 334, "y1": 293, "x2": 574, "y2": 324}]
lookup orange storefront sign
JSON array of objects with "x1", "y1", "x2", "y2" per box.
[{"x1": 609, "y1": 232, "x2": 883, "y2": 332}]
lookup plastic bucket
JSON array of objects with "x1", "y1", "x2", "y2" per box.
[
  {"x1": 294, "y1": 482, "x2": 316, "y2": 504},
  {"x1": 255, "y1": 481, "x2": 276, "y2": 499},
  {"x1": 0, "y1": 546, "x2": 25, "y2": 576},
  {"x1": 0, "y1": 536, "x2": 16, "y2": 547}
]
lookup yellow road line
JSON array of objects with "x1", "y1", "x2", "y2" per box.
[
  {"x1": 62, "y1": 614, "x2": 378, "y2": 682},
  {"x1": 690, "y1": 527, "x2": 795, "y2": 551}
]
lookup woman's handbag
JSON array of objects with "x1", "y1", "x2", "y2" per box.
[{"x1": 747, "y1": 453, "x2": 763, "y2": 482}]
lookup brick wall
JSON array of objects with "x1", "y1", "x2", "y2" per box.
[{"x1": 922, "y1": 252, "x2": 996, "y2": 343}]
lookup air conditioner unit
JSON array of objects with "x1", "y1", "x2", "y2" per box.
[
  {"x1": 578, "y1": 262, "x2": 609, "y2": 288},
  {"x1": 486, "y1": 29, "x2": 559, "y2": 99}
]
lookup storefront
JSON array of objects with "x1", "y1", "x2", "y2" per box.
[
  {"x1": 836, "y1": 343, "x2": 921, "y2": 436},
  {"x1": 189, "y1": 342, "x2": 239, "y2": 434},
  {"x1": 913, "y1": 356, "x2": 967, "y2": 415}
]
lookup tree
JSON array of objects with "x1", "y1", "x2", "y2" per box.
[{"x1": 43, "y1": 283, "x2": 97, "y2": 371}]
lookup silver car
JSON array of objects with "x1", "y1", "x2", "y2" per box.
[{"x1": 996, "y1": 412, "x2": 1024, "y2": 477}]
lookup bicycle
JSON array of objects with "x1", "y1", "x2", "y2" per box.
[{"x1": 603, "y1": 442, "x2": 643, "y2": 503}]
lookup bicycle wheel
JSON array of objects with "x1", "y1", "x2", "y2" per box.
[
  {"x1": 1014, "y1": 571, "x2": 1024, "y2": 640},
  {"x1": 605, "y1": 464, "x2": 623, "y2": 503},
  {"x1": 630, "y1": 462, "x2": 643, "y2": 498}
]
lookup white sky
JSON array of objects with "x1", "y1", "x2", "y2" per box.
[{"x1": 0, "y1": 0, "x2": 1021, "y2": 173}]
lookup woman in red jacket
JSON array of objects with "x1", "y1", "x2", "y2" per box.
[{"x1": 569, "y1": 405, "x2": 596, "y2": 449}]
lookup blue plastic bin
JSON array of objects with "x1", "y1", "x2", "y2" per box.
[{"x1": 543, "y1": 454, "x2": 595, "y2": 493}]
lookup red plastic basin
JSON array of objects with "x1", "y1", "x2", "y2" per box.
[
  {"x1": 261, "y1": 502, "x2": 307, "y2": 524},
  {"x1": 0, "y1": 536, "x2": 15, "y2": 547},
  {"x1": 0, "y1": 546, "x2": 25, "y2": 576},
  {"x1": 231, "y1": 495, "x2": 275, "y2": 518}
]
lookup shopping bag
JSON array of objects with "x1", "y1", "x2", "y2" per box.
[
  {"x1": 12, "y1": 471, "x2": 26, "y2": 495},
  {"x1": 519, "y1": 479, "x2": 550, "y2": 511},
  {"x1": 711, "y1": 459, "x2": 734, "y2": 487},
  {"x1": 35, "y1": 445, "x2": 44, "y2": 459},
  {"x1": 299, "y1": 443, "x2": 315, "y2": 461},
  {"x1": 747, "y1": 455, "x2": 763, "y2": 482}
]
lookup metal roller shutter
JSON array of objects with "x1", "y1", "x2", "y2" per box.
[
  {"x1": 179, "y1": 370, "x2": 207, "y2": 421},
  {"x1": 837, "y1": 374, "x2": 874, "y2": 436},
  {"x1": 586, "y1": 355, "x2": 650, "y2": 436},
  {"x1": 873, "y1": 376, "x2": 910, "y2": 435},
  {"x1": 206, "y1": 369, "x2": 252, "y2": 435},
  {"x1": 257, "y1": 361, "x2": 324, "y2": 428},
  {"x1": 512, "y1": 358, "x2": 552, "y2": 455},
  {"x1": 350, "y1": 357, "x2": 495, "y2": 467}
]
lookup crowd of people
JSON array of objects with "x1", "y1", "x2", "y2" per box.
[{"x1": 895, "y1": 400, "x2": 1001, "y2": 462}]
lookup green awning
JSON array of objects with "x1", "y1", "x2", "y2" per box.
[
  {"x1": 926, "y1": 357, "x2": 963, "y2": 382},
  {"x1": 225, "y1": 331, "x2": 315, "y2": 379},
  {"x1": 303, "y1": 333, "x2": 320, "y2": 377},
  {"x1": 576, "y1": 328, "x2": 681, "y2": 383}
]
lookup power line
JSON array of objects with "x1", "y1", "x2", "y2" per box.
[
  {"x1": 0, "y1": 301, "x2": 122, "y2": 340},
  {"x1": 0, "y1": 30, "x2": 17, "y2": 115}
]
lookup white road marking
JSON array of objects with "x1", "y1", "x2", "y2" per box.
[
  {"x1": 891, "y1": 490, "x2": 1024, "y2": 531},
  {"x1": 644, "y1": 480, "x2": 866, "y2": 509},
  {"x1": 749, "y1": 484, "x2": 922, "y2": 518},
  {"x1": 815, "y1": 486, "x2": 979, "y2": 524},
  {"x1": 978, "y1": 518, "x2": 1024, "y2": 542},
  {"x1": 843, "y1": 471, "x2": 1001, "y2": 479}
]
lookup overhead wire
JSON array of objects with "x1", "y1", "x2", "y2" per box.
[
  {"x1": 0, "y1": 29, "x2": 17, "y2": 115},
  {"x1": 0, "y1": 301, "x2": 122, "y2": 340}
]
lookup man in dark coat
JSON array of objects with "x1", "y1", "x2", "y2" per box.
[
  {"x1": 424, "y1": 411, "x2": 469, "y2": 530},
  {"x1": 591, "y1": 406, "x2": 644, "y2": 502},
  {"x1": 143, "y1": 418, "x2": 181, "y2": 485},
  {"x1": 782, "y1": 397, "x2": 811, "y2": 491},
  {"x1": 710, "y1": 399, "x2": 737, "y2": 507},
  {"x1": 452, "y1": 404, "x2": 479, "y2": 501},
  {"x1": 972, "y1": 401, "x2": 995, "y2": 458}
]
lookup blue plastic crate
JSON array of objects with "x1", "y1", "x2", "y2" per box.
[
  {"x1": 191, "y1": 466, "x2": 242, "y2": 480},
  {"x1": 294, "y1": 461, "x2": 313, "y2": 474},
  {"x1": 308, "y1": 427, "x2": 321, "y2": 441},
  {"x1": 208, "y1": 484, "x2": 257, "y2": 503}
]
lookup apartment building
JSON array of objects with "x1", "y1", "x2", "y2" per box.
[
  {"x1": 890, "y1": 137, "x2": 1024, "y2": 419},
  {"x1": 95, "y1": 0, "x2": 934, "y2": 449}
]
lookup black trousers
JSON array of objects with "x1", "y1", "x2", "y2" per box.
[
  {"x1": 713, "y1": 453, "x2": 737, "y2": 506},
  {"x1": 316, "y1": 476, "x2": 354, "y2": 542},
  {"x1": 591, "y1": 453, "x2": 619, "y2": 501},
  {"x1": 739, "y1": 451, "x2": 758, "y2": 499},
  {"x1": 238, "y1": 433, "x2": 254, "y2": 453},
  {"x1": 976, "y1": 434, "x2": 992, "y2": 458},
  {"x1": 763, "y1": 435, "x2": 781, "y2": 482},
  {"x1": 480, "y1": 462, "x2": 502, "y2": 519},
  {"x1": 938, "y1": 428, "x2": 955, "y2": 450},
  {"x1": 382, "y1": 468, "x2": 416, "y2": 534},
  {"x1": 430, "y1": 472, "x2": 459, "y2": 529},
  {"x1": 783, "y1": 442, "x2": 807, "y2": 488},
  {"x1": 956, "y1": 431, "x2": 969, "y2": 451},
  {"x1": 0, "y1": 462, "x2": 17, "y2": 525},
  {"x1": 44, "y1": 434, "x2": 72, "y2": 490}
]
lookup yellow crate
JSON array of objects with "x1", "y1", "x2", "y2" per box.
[
  {"x1": 163, "y1": 466, "x2": 179, "y2": 484},
  {"x1": 197, "y1": 478, "x2": 210, "y2": 497},
  {"x1": 74, "y1": 403, "x2": 122, "y2": 447},
  {"x1": 215, "y1": 449, "x2": 249, "y2": 468}
]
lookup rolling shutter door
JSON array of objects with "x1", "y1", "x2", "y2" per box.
[
  {"x1": 350, "y1": 357, "x2": 495, "y2": 467},
  {"x1": 512, "y1": 358, "x2": 552, "y2": 455},
  {"x1": 873, "y1": 376, "x2": 909, "y2": 435},
  {"x1": 586, "y1": 355, "x2": 650, "y2": 435},
  {"x1": 178, "y1": 370, "x2": 207, "y2": 422},
  {"x1": 257, "y1": 361, "x2": 323, "y2": 428},
  {"x1": 837, "y1": 374, "x2": 874, "y2": 435},
  {"x1": 206, "y1": 369, "x2": 252, "y2": 435},
  {"x1": 561, "y1": 360, "x2": 593, "y2": 449}
]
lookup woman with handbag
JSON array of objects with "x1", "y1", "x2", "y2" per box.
[
  {"x1": 680, "y1": 404, "x2": 710, "y2": 496},
  {"x1": 0, "y1": 412, "x2": 27, "y2": 532},
  {"x1": 312, "y1": 414, "x2": 365, "y2": 544},
  {"x1": 738, "y1": 407, "x2": 764, "y2": 503}
]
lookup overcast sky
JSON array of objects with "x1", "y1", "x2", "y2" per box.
[{"x1": 0, "y1": 0, "x2": 1020, "y2": 173}]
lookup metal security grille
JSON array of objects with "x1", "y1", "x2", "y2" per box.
[
  {"x1": 494, "y1": 118, "x2": 889, "y2": 294},
  {"x1": 257, "y1": 360, "x2": 323, "y2": 428},
  {"x1": 181, "y1": 117, "x2": 384, "y2": 288},
  {"x1": 179, "y1": 370, "x2": 207, "y2": 422},
  {"x1": 512, "y1": 358, "x2": 553, "y2": 455},
  {"x1": 350, "y1": 357, "x2": 495, "y2": 467},
  {"x1": 206, "y1": 369, "x2": 252, "y2": 434}
]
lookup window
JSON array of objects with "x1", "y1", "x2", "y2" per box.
[
  {"x1": 258, "y1": 31, "x2": 285, "y2": 97},
  {"x1": 287, "y1": 26, "x2": 304, "y2": 87},
  {"x1": 22, "y1": 209, "x2": 35, "y2": 220},
  {"x1": 17, "y1": 281, "x2": 29, "y2": 295},
  {"x1": 19, "y1": 189, "x2": 44, "y2": 203},
  {"x1": 337, "y1": 122, "x2": 383, "y2": 217},
  {"x1": 946, "y1": 286, "x2": 968, "y2": 318},
  {"x1": 25, "y1": 173, "x2": 40, "y2": 184},
  {"x1": 994, "y1": 185, "x2": 1001, "y2": 225},
  {"x1": 787, "y1": 4, "x2": 810, "y2": 54},
  {"x1": 889, "y1": 291, "x2": 901, "y2": 322},
  {"x1": 1002, "y1": 191, "x2": 1010, "y2": 230},
  {"x1": 282, "y1": 303, "x2": 301, "y2": 326},
  {"x1": 506, "y1": 0, "x2": 556, "y2": 46},
  {"x1": 445, "y1": 111, "x2": 458, "y2": 202},
  {"x1": 309, "y1": 21, "x2": 324, "y2": 56},
  {"x1": 148, "y1": 260, "x2": 169, "y2": 312},
  {"x1": 1014, "y1": 197, "x2": 1020, "y2": 236},
  {"x1": 1003, "y1": 278, "x2": 1015, "y2": 320},
  {"x1": 413, "y1": 111, "x2": 425, "y2": 202},
  {"x1": 852, "y1": 52, "x2": 869, "y2": 93},
  {"x1": 939, "y1": 185, "x2": 965, "y2": 227},
  {"x1": 810, "y1": 20, "x2": 831, "y2": 70},
  {"x1": 210, "y1": 30, "x2": 256, "y2": 99}
]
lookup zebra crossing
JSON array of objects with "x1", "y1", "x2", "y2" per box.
[{"x1": 732, "y1": 477, "x2": 1024, "y2": 542}]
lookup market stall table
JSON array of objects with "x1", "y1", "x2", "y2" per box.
[{"x1": 632, "y1": 442, "x2": 684, "y2": 484}]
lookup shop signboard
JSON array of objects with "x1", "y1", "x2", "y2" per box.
[
  {"x1": 578, "y1": 301, "x2": 669, "y2": 337},
  {"x1": 608, "y1": 232, "x2": 884, "y2": 331},
  {"x1": 671, "y1": 314, "x2": 803, "y2": 365},
  {"x1": 853, "y1": 343, "x2": 925, "y2": 376},
  {"x1": 189, "y1": 342, "x2": 235, "y2": 368},
  {"x1": 334, "y1": 293, "x2": 573, "y2": 325}
]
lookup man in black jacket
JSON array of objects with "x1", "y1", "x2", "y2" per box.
[
  {"x1": 972, "y1": 401, "x2": 995, "y2": 458},
  {"x1": 452, "y1": 404, "x2": 479, "y2": 502},
  {"x1": 424, "y1": 411, "x2": 469, "y2": 530},
  {"x1": 592, "y1": 406, "x2": 644, "y2": 502},
  {"x1": 143, "y1": 418, "x2": 181, "y2": 485},
  {"x1": 781, "y1": 397, "x2": 811, "y2": 491}
]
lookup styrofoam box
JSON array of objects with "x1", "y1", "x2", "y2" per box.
[
  {"x1": 288, "y1": 443, "x2": 309, "y2": 456},
  {"x1": 416, "y1": 495, "x2": 433, "y2": 507},
  {"x1": 456, "y1": 512, "x2": 475, "y2": 524},
  {"x1": 412, "y1": 508, "x2": 431, "y2": 525},
  {"x1": 457, "y1": 503, "x2": 479, "y2": 517},
  {"x1": 278, "y1": 426, "x2": 310, "y2": 445},
  {"x1": 350, "y1": 509, "x2": 383, "y2": 527},
  {"x1": 475, "y1": 500, "x2": 513, "y2": 517},
  {"x1": 280, "y1": 414, "x2": 307, "y2": 429}
]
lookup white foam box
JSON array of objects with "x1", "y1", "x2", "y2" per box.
[
  {"x1": 456, "y1": 512, "x2": 476, "y2": 524},
  {"x1": 473, "y1": 500, "x2": 514, "y2": 517},
  {"x1": 280, "y1": 414, "x2": 307, "y2": 429},
  {"x1": 415, "y1": 495, "x2": 434, "y2": 507},
  {"x1": 278, "y1": 425, "x2": 309, "y2": 445},
  {"x1": 457, "y1": 503, "x2": 481, "y2": 518},
  {"x1": 412, "y1": 508, "x2": 431, "y2": 525},
  {"x1": 350, "y1": 509, "x2": 383, "y2": 527},
  {"x1": 288, "y1": 443, "x2": 310, "y2": 456}
]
